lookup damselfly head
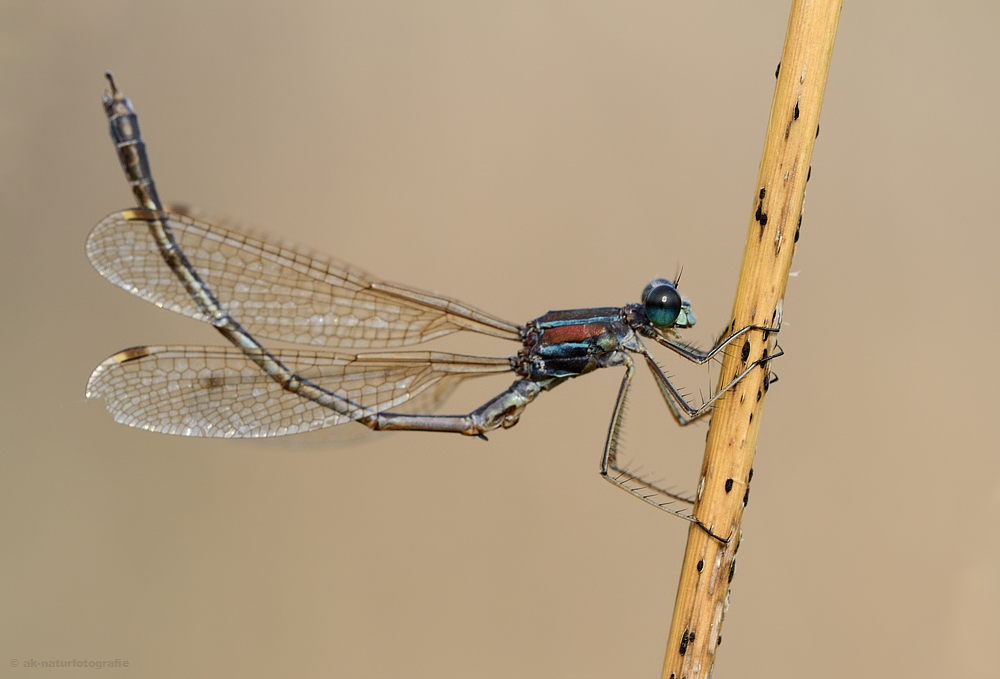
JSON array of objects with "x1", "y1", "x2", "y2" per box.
[{"x1": 641, "y1": 278, "x2": 696, "y2": 330}]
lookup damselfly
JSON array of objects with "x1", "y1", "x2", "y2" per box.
[{"x1": 87, "y1": 74, "x2": 779, "y2": 540}]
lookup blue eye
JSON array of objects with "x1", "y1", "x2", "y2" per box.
[{"x1": 644, "y1": 284, "x2": 681, "y2": 328}]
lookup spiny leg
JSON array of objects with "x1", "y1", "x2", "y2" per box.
[
  {"x1": 596, "y1": 354, "x2": 728, "y2": 541},
  {"x1": 642, "y1": 346, "x2": 782, "y2": 519},
  {"x1": 641, "y1": 344, "x2": 783, "y2": 422},
  {"x1": 655, "y1": 298, "x2": 785, "y2": 364},
  {"x1": 599, "y1": 345, "x2": 783, "y2": 542},
  {"x1": 641, "y1": 353, "x2": 714, "y2": 428},
  {"x1": 655, "y1": 322, "x2": 781, "y2": 365},
  {"x1": 640, "y1": 324, "x2": 744, "y2": 426}
]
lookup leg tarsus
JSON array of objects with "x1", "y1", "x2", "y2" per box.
[{"x1": 694, "y1": 520, "x2": 731, "y2": 545}]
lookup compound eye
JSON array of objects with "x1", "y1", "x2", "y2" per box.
[
  {"x1": 644, "y1": 284, "x2": 682, "y2": 328},
  {"x1": 641, "y1": 277, "x2": 673, "y2": 304}
]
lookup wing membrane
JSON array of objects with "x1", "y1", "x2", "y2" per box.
[
  {"x1": 86, "y1": 345, "x2": 513, "y2": 438},
  {"x1": 87, "y1": 209, "x2": 523, "y2": 349}
]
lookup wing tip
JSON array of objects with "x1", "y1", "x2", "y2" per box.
[{"x1": 86, "y1": 346, "x2": 159, "y2": 400}]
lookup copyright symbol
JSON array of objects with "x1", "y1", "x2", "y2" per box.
[{"x1": 10, "y1": 659, "x2": 18, "y2": 667}]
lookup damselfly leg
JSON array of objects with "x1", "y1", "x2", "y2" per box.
[{"x1": 600, "y1": 342, "x2": 781, "y2": 543}]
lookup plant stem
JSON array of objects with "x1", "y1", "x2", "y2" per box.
[{"x1": 660, "y1": 2, "x2": 841, "y2": 677}]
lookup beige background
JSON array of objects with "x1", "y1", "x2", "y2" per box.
[{"x1": 2, "y1": 2, "x2": 998, "y2": 677}]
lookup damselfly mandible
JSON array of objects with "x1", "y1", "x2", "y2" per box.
[{"x1": 87, "y1": 74, "x2": 779, "y2": 541}]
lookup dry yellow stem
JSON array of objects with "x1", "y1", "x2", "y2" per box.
[{"x1": 660, "y1": 2, "x2": 841, "y2": 678}]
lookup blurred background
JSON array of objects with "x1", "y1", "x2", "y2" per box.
[{"x1": 2, "y1": 2, "x2": 998, "y2": 677}]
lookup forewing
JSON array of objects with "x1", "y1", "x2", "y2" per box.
[
  {"x1": 86, "y1": 346, "x2": 512, "y2": 438},
  {"x1": 87, "y1": 209, "x2": 523, "y2": 349}
]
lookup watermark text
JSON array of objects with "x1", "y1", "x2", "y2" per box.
[{"x1": 11, "y1": 658, "x2": 129, "y2": 669}]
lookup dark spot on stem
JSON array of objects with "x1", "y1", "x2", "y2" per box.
[
  {"x1": 775, "y1": 62, "x2": 781, "y2": 78},
  {"x1": 759, "y1": 187, "x2": 766, "y2": 199},
  {"x1": 793, "y1": 101, "x2": 800, "y2": 120},
  {"x1": 725, "y1": 478, "x2": 734, "y2": 493},
  {"x1": 697, "y1": 559, "x2": 704, "y2": 572},
  {"x1": 741, "y1": 340, "x2": 751, "y2": 362}
]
